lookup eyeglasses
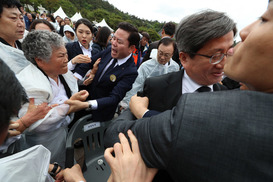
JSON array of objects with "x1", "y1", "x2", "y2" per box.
[
  {"x1": 191, "y1": 52, "x2": 231, "y2": 65},
  {"x1": 158, "y1": 50, "x2": 172, "y2": 59}
]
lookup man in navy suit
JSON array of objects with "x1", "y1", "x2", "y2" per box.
[{"x1": 73, "y1": 22, "x2": 139, "y2": 121}]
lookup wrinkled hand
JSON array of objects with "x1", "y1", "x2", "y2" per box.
[
  {"x1": 8, "y1": 121, "x2": 21, "y2": 137},
  {"x1": 83, "y1": 58, "x2": 101, "y2": 86},
  {"x1": 24, "y1": 98, "x2": 56, "y2": 126},
  {"x1": 71, "y1": 54, "x2": 91, "y2": 64},
  {"x1": 105, "y1": 130, "x2": 158, "y2": 182},
  {"x1": 55, "y1": 164, "x2": 86, "y2": 182},
  {"x1": 129, "y1": 95, "x2": 149, "y2": 119},
  {"x1": 70, "y1": 90, "x2": 89, "y2": 101}
]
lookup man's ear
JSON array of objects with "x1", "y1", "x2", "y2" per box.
[
  {"x1": 129, "y1": 45, "x2": 136, "y2": 53},
  {"x1": 179, "y1": 52, "x2": 189, "y2": 68}
]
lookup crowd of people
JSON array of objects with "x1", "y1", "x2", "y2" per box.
[{"x1": 0, "y1": 0, "x2": 273, "y2": 181}]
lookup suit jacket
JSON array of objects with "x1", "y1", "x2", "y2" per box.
[
  {"x1": 66, "y1": 41, "x2": 95, "y2": 72},
  {"x1": 142, "y1": 69, "x2": 227, "y2": 115},
  {"x1": 105, "y1": 90, "x2": 273, "y2": 181},
  {"x1": 142, "y1": 39, "x2": 180, "y2": 65},
  {"x1": 75, "y1": 46, "x2": 138, "y2": 121}
]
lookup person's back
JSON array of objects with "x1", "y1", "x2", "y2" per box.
[{"x1": 105, "y1": 90, "x2": 273, "y2": 181}]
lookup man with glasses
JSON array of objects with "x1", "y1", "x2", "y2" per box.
[
  {"x1": 120, "y1": 37, "x2": 179, "y2": 109},
  {"x1": 129, "y1": 10, "x2": 236, "y2": 119}
]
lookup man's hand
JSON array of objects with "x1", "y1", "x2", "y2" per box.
[
  {"x1": 70, "y1": 90, "x2": 89, "y2": 101},
  {"x1": 65, "y1": 100, "x2": 89, "y2": 114},
  {"x1": 129, "y1": 95, "x2": 149, "y2": 119},
  {"x1": 104, "y1": 130, "x2": 158, "y2": 182},
  {"x1": 83, "y1": 58, "x2": 101, "y2": 86},
  {"x1": 55, "y1": 164, "x2": 86, "y2": 182}
]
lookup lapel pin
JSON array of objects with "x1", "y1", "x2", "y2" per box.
[{"x1": 110, "y1": 74, "x2": 116, "y2": 82}]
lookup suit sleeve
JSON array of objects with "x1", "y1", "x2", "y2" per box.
[
  {"x1": 104, "y1": 95, "x2": 185, "y2": 169},
  {"x1": 96, "y1": 70, "x2": 138, "y2": 109},
  {"x1": 143, "y1": 110, "x2": 161, "y2": 117}
]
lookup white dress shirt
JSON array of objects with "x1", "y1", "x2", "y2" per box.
[{"x1": 182, "y1": 70, "x2": 213, "y2": 94}]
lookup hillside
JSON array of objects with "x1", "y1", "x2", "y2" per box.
[{"x1": 20, "y1": 0, "x2": 168, "y2": 41}]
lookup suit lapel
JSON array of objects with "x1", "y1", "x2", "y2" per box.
[
  {"x1": 74, "y1": 42, "x2": 83, "y2": 55},
  {"x1": 94, "y1": 56, "x2": 112, "y2": 83},
  {"x1": 163, "y1": 70, "x2": 184, "y2": 108}
]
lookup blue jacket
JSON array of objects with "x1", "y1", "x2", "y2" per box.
[{"x1": 75, "y1": 46, "x2": 138, "y2": 121}]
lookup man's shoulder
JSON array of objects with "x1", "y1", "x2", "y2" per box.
[
  {"x1": 146, "y1": 69, "x2": 183, "y2": 83},
  {"x1": 149, "y1": 40, "x2": 160, "y2": 49}
]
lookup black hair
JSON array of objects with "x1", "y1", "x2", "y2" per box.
[
  {"x1": 75, "y1": 18, "x2": 94, "y2": 33},
  {"x1": 29, "y1": 19, "x2": 55, "y2": 32},
  {"x1": 94, "y1": 26, "x2": 111, "y2": 47},
  {"x1": 0, "y1": 0, "x2": 22, "y2": 16},
  {"x1": 0, "y1": 59, "x2": 27, "y2": 131},
  {"x1": 163, "y1": 22, "x2": 176, "y2": 36},
  {"x1": 157, "y1": 37, "x2": 177, "y2": 54},
  {"x1": 46, "y1": 14, "x2": 56, "y2": 23},
  {"x1": 118, "y1": 22, "x2": 140, "y2": 48}
]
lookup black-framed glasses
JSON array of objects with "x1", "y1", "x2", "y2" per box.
[{"x1": 191, "y1": 52, "x2": 229, "y2": 65}]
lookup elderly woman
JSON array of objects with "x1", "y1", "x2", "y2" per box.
[{"x1": 16, "y1": 30, "x2": 88, "y2": 167}]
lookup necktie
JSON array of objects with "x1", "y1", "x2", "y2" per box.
[
  {"x1": 105, "y1": 59, "x2": 117, "y2": 75},
  {"x1": 196, "y1": 86, "x2": 211, "y2": 92}
]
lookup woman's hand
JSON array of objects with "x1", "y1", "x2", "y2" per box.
[{"x1": 71, "y1": 54, "x2": 91, "y2": 64}]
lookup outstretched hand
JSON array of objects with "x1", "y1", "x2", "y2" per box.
[
  {"x1": 105, "y1": 130, "x2": 158, "y2": 182},
  {"x1": 14, "y1": 98, "x2": 56, "y2": 132},
  {"x1": 83, "y1": 58, "x2": 101, "y2": 86}
]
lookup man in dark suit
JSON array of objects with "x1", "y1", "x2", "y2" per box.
[
  {"x1": 73, "y1": 22, "x2": 139, "y2": 122},
  {"x1": 130, "y1": 10, "x2": 236, "y2": 119},
  {"x1": 142, "y1": 22, "x2": 180, "y2": 64},
  {"x1": 104, "y1": 5, "x2": 273, "y2": 181}
]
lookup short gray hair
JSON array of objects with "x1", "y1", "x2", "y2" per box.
[
  {"x1": 175, "y1": 10, "x2": 237, "y2": 58},
  {"x1": 22, "y1": 30, "x2": 64, "y2": 65}
]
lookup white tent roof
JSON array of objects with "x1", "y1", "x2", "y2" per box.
[
  {"x1": 96, "y1": 19, "x2": 114, "y2": 32},
  {"x1": 71, "y1": 12, "x2": 83, "y2": 22},
  {"x1": 53, "y1": 7, "x2": 68, "y2": 19}
]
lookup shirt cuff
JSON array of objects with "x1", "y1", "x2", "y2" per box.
[
  {"x1": 68, "y1": 61, "x2": 76, "y2": 71},
  {"x1": 142, "y1": 109, "x2": 150, "y2": 118},
  {"x1": 90, "y1": 100, "x2": 98, "y2": 110},
  {"x1": 73, "y1": 72, "x2": 83, "y2": 80}
]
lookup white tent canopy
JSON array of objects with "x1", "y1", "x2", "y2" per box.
[
  {"x1": 53, "y1": 7, "x2": 68, "y2": 19},
  {"x1": 96, "y1": 19, "x2": 114, "y2": 32},
  {"x1": 71, "y1": 12, "x2": 83, "y2": 22}
]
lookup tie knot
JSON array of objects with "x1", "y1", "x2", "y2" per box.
[{"x1": 197, "y1": 86, "x2": 211, "y2": 92}]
